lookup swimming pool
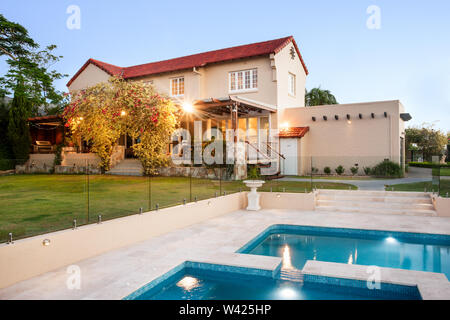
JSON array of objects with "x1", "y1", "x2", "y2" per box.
[
  {"x1": 238, "y1": 225, "x2": 450, "y2": 279},
  {"x1": 125, "y1": 262, "x2": 420, "y2": 300}
]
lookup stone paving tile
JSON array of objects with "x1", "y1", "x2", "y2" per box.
[{"x1": 0, "y1": 208, "x2": 449, "y2": 300}]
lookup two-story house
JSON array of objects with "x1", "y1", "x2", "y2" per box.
[{"x1": 48, "y1": 36, "x2": 411, "y2": 177}]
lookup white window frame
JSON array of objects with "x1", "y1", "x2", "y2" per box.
[
  {"x1": 170, "y1": 77, "x2": 184, "y2": 97},
  {"x1": 229, "y1": 68, "x2": 258, "y2": 93},
  {"x1": 288, "y1": 72, "x2": 296, "y2": 97}
]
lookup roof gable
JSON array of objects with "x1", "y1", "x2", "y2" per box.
[{"x1": 67, "y1": 36, "x2": 308, "y2": 87}]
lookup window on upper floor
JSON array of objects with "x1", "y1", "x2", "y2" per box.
[
  {"x1": 229, "y1": 69, "x2": 257, "y2": 93},
  {"x1": 288, "y1": 72, "x2": 296, "y2": 96},
  {"x1": 170, "y1": 77, "x2": 184, "y2": 96}
]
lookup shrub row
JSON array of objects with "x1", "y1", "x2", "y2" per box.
[
  {"x1": 408, "y1": 161, "x2": 450, "y2": 168},
  {"x1": 312, "y1": 160, "x2": 403, "y2": 177}
]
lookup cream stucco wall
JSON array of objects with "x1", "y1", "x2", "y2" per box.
[
  {"x1": 132, "y1": 56, "x2": 278, "y2": 107},
  {"x1": 281, "y1": 100, "x2": 406, "y2": 175},
  {"x1": 68, "y1": 64, "x2": 111, "y2": 92}
]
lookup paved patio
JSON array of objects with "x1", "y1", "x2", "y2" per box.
[{"x1": 1, "y1": 207, "x2": 449, "y2": 300}]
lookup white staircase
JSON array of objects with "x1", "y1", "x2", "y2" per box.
[
  {"x1": 106, "y1": 159, "x2": 144, "y2": 176},
  {"x1": 315, "y1": 190, "x2": 436, "y2": 216}
]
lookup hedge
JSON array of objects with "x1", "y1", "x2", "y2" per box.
[{"x1": 408, "y1": 161, "x2": 450, "y2": 168}]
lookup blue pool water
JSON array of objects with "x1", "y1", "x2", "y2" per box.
[
  {"x1": 128, "y1": 266, "x2": 419, "y2": 300},
  {"x1": 241, "y1": 225, "x2": 450, "y2": 279}
]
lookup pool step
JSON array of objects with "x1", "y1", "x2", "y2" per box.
[
  {"x1": 315, "y1": 190, "x2": 436, "y2": 216},
  {"x1": 279, "y1": 268, "x2": 304, "y2": 283},
  {"x1": 106, "y1": 159, "x2": 144, "y2": 176}
]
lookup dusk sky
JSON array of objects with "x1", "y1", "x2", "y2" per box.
[{"x1": 1, "y1": 0, "x2": 449, "y2": 132}]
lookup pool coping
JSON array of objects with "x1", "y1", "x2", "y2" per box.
[{"x1": 302, "y1": 261, "x2": 450, "y2": 300}]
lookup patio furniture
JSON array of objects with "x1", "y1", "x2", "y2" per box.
[{"x1": 33, "y1": 141, "x2": 54, "y2": 153}]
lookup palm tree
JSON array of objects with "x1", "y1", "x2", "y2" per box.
[{"x1": 305, "y1": 87, "x2": 338, "y2": 106}]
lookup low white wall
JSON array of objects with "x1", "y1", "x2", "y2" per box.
[
  {"x1": 0, "y1": 191, "x2": 316, "y2": 289},
  {"x1": 260, "y1": 192, "x2": 315, "y2": 210},
  {"x1": 0, "y1": 193, "x2": 246, "y2": 289},
  {"x1": 432, "y1": 196, "x2": 450, "y2": 217}
]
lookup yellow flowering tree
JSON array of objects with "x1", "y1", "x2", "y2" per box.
[{"x1": 63, "y1": 77, "x2": 179, "y2": 173}]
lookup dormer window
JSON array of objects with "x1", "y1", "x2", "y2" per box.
[
  {"x1": 170, "y1": 77, "x2": 184, "y2": 97},
  {"x1": 229, "y1": 69, "x2": 257, "y2": 93}
]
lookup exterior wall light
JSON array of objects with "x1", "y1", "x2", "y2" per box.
[
  {"x1": 323, "y1": 116, "x2": 327, "y2": 121},
  {"x1": 384, "y1": 112, "x2": 388, "y2": 118},
  {"x1": 182, "y1": 102, "x2": 194, "y2": 113},
  {"x1": 312, "y1": 117, "x2": 316, "y2": 121},
  {"x1": 371, "y1": 113, "x2": 375, "y2": 118},
  {"x1": 346, "y1": 114, "x2": 351, "y2": 120},
  {"x1": 42, "y1": 239, "x2": 51, "y2": 246},
  {"x1": 359, "y1": 113, "x2": 363, "y2": 119},
  {"x1": 334, "y1": 115, "x2": 339, "y2": 120}
]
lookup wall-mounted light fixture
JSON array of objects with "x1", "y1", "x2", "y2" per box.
[
  {"x1": 346, "y1": 114, "x2": 351, "y2": 120},
  {"x1": 371, "y1": 113, "x2": 375, "y2": 118},
  {"x1": 359, "y1": 114, "x2": 363, "y2": 119},
  {"x1": 384, "y1": 112, "x2": 388, "y2": 118},
  {"x1": 312, "y1": 116, "x2": 316, "y2": 121},
  {"x1": 334, "y1": 115, "x2": 339, "y2": 120},
  {"x1": 346, "y1": 114, "x2": 351, "y2": 124},
  {"x1": 323, "y1": 116, "x2": 327, "y2": 121},
  {"x1": 42, "y1": 239, "x2": 51, "y2": 246}
]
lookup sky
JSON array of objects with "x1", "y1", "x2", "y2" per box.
[{"x1": 1, "y1": 0, "x2": 449, "y2": 132}]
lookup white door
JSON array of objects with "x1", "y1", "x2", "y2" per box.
[{"x1": 280, "y1": 138, "x2": 298, "y2": 175}]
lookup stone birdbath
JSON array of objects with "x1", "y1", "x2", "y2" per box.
[{"x1": 243, "y1": 180, "x2": 265, "y2": 211}]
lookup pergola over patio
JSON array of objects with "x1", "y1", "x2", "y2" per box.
[{"x1": 28, "y1": 115, "x2": 64, "y2": 153}]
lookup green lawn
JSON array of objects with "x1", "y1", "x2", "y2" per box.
[
  {"x1": 386, "y1": 180, "x2": 450, "y2": 196},
  {"x1": 440, "y1": 168, "x2": 450, "y2": 176},
  {"x1": 0, "y1": 174, "x2": 356, "y2": 242}
]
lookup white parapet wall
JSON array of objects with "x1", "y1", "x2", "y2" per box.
[
  {"x1": 432, "y1": 195, "x2": 450, "y2": 217},
  {"x1": 0, "y1": 192, "x2": 315, "y2": 289}
]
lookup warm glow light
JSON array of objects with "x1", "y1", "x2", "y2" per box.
[
  {"x1": 120, "y1": 110, "x2": 127, "y2": 116},
  {"x1": 386, "y1": 236, "x2": 397, "y2": 244},
  {"x1": 277, "y1": 287, "x2": 298, "y2": 300},
  {"x1": 347, "y1": 120, "x2": 352, "y2": 124},
  {"x1": 79, "y1": 117, "x2": 83, "y2": 121},
  {"x1": 282, "y1": 245, "x2": 294, "y2": 270},
  {"x1": 182, "y1": 102, "x2": 194, "y2": 113},
  {"x1": 176, "y1": 276, "x2": 199, "y2": 291},
  {"x1": 281, "y1": 122, "x2": 289, "y2": 129}
]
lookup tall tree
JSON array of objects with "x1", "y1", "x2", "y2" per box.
[
  {"x1": 7, "y1": 89, "x2": 32, "y2": 164},
  {"x1": 0, "y1": 14, "x2": 67, "y2": 114},
  {"x1": 406, "y1": 125, "x2": 447, "y2": 161},
  {"x1": 305, "y1": 87, "x2": 338, "y2": 106}
]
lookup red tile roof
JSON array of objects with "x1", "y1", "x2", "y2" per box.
[
  {"x1": 278, "y1": 126, "x2": 309, "y2": 138},
  {"x1": 67, "y1": 36, "x2": 308, "y2": 87}
]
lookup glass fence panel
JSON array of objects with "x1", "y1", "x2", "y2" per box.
[
  {"x1": 150, "y1": 175, "x2": 190, "y2": 210},
  {"x1": 0, "y1": 160, "x2": 87, "y2": 243},
  {"x1": 88, "y1": 172, "x2": 149, "y2": 223}
]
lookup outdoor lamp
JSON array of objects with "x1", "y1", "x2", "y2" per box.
[
  {"x1": 42, "y1": 239, "x2": 51, "y2": 246},
  {"x1": 182, "y1": 102, "x2": 194, "y2": 113}
]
